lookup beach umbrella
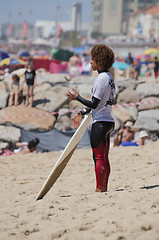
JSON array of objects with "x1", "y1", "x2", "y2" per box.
[
  {"x1": 0, "y1": 50, "x2": 9, "y2": 60},
  {"x1": 18, "y1": 50, "x2": 30, "y2": 57},
  {"x1": 11, "y1": 68, "x2": 26, "y2": 77},
  {"x1": 113, "y1": 61, "x2": 130, "y2": 71},
  {"x1": 144, "y1": 48, "x2": 159, "y2": 55},
  {"x1": 0, "y1": 57, "x2": 27, "y2": 67}
]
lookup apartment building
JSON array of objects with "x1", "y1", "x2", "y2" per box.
[{"x1": 91, "y1": 0, "x2": 159, "y2": 35}]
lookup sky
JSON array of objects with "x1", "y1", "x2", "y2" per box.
[{"x1": 0, "y1": 0, "x2": 91, "y2": 25}]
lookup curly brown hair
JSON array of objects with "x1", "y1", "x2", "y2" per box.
[{"x1": 91, "y1": 44, "x2": 115, "y2": 70}]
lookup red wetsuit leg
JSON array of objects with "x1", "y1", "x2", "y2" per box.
[
  {"x1": 92, "y1": 141, "x2": 108, "y2": 191},
  {"x1": 103, "y1": 141, "x2": 110, "y2": 191}
]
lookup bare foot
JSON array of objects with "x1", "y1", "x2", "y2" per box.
[{"x1": 96, "y1": 188, "x2": 106, "y2": 192}]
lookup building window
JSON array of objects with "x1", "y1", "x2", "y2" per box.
[{"x1": 109, "y1": 0, "x2": 117, "y2": 12}]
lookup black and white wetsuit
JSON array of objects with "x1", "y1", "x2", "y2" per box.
[{"x1": 77, "y1": 70, "x2": 115, "y2": 191}]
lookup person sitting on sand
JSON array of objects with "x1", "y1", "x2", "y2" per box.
[
  {"x1": 16, "y1": 138, "x2": 39, "y2": 154},
  {"x1": 9, "y1": 74, "x2": 21, "y2": 106},
  {"x1": 114, "y1": 121, "x2": 135, "y2": 147},
  {"x1": 120, "y1": 130, "x2": 148, "y2": 147}
]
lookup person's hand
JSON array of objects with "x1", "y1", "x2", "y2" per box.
[
  {"x1": 72, "y1": 112, "x2": 82, "y2": 128},
  {"x1": 20, "y1": 86, "x2": 23, "y2": 91},
  {"x1": 66, "y1": 88, "x2": 79, "y2": 100}
]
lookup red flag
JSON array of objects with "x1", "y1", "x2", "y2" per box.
[
  {"x1": 56, "y1": 23, "x2": 62, "y2": 37},
  {"x1": 8, "y1": 24, "x2": 13, "y2": 37},
  {"x1": 22, "y1": 21, "x2": 28, "y2": 38}
]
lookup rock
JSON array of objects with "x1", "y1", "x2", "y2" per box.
[
  {"x1": 111, "y1": 112, "x2": 121, "y2": 132},
  {"x1": 0, "y1": 82, "x2": 9, "y2": 109},
  {"x1": 136, "y1": 82, "x2": 159, "y2": 99},
  {"x1": 57, "y1": 108, "x2": 72, "y2": 119},
  {"x1": 138, "y1": 97, "x2": 159, "y2": 111},
  {"x1": 125, "y1": 106, "x2": 138, "y2": 121},
  {"x1": 112, "y1": 106, "x2": 134, "y2": 124},
  {"x1": 69, "y1": 100, "x2": 87, "y2": 110},
  {"x1": 33, "y1": 86, "x2": 69, "y2": 112},
  {"x1": 0, "y1": 125, "x2": 20, "y2": 142},
  {"x1": 115, "y1": 78, "x2": 137, "y2": 91},
  {"x1": 133, "y1": 109, "x2": 159, "y2": 132},
  {"x1": 138, "y1": 109, "x2": 159, "y2": 120},
  {"x1": 36, "y1": 73, "x2": 70, "y2": 85},
  {"x1": 133, "y1": 118, "x2": 159, "y2": 132},
  {"x1": 0, "y1": 105, "x2": 56, "y2": 131},
  {"x1": 117, "y1": 88, "x2": 140, "y2": 104},
  {"x1": 34, "y1": 82, "x2": 52, "y2": 94},
  {"x1": 54, "y1": 115, "x2": 73, "y2": 131}
]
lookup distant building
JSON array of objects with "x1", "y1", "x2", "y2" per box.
[
  {"x1": 128, "y1": 5, "x2": 159, "y2": 39},
  {"x1": 34, "y1": 20, "x2": 89, "y2": 39},
  {"x1": 71, "y1": 2, "x2": 82, "y2": 32},
  {"x1": 90, "y1": 0, "x2": 159, "y2": 35}
]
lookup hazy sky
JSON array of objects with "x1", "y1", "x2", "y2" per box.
[{"x1": 0, "y1": 0, "x2": 91, "y2": 24}]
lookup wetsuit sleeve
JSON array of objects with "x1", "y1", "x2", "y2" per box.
[{"x1": 77, "y1": 95, "x2": 100, "y2": 109}]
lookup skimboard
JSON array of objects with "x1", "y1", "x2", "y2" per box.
[{"x1": 36, "y1": 113, "x2": 92, "y2": 200}]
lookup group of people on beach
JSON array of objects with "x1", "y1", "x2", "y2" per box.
[
  {"x1": 125, "y1": 52, "x2": 159, "y2": 80},
  {"x1": 9, "y1": 62, "x2": 36, "y2": 107},
  {"x1": 5, "y1": 44, "x2": 150, "y2": 193}
]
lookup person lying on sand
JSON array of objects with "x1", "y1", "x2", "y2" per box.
[
  {"x1": 16, "y1": 138, "x2": 39, "y2": 154},
  {"x1": 120, "y1": 130, "x2": 148, "y2": 147},
  {"x1": 114, "y1": 121, "x2": 135, "y2": 147}
]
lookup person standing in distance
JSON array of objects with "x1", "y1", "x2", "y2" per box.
[
  {"x1": 67, "y1": 44, "x2": 115, "y2": 192},
  {"x1": 23, "y1": 62, "x2": 36, "y2": 107}
]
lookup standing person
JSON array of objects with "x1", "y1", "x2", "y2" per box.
[
  {"x1": 67, "y1": 44, "x2": 115, "y2": 192},
  {"x1": 9, "y1": 74, "x2": 21, "y2": 106},
  {"x1": 68, "y1": 53, "x2": 81, "y2": 77},
  {"x1": 154, "y1": 56, "x2": 159, "y2": 79},
  {"x1": 125, "y1": 52, "x2": 134, "y2": 66},
  {"x1": 23, "y1": 63, "x2": 36, "y2": 107}
]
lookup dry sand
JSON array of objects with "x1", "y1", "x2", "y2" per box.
[{"x1": 0, "y1": 141, "x2": 159, "y2": 240}]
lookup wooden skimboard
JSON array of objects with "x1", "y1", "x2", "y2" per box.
[{"x1": 36, "y1": 113, "x2": 92, "y2": 200}]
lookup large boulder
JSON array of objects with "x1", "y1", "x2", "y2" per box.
[
  {"x1": 138, "y1": 97, "x2": 159, "y2": 111},
  {"x1": 115, "y1": 78, "x2": 137, "y2": 91},
  {"x1": 54, "y1": 115, "x2": 73, "y2": 131},
  {"x1": 133, "y1": 109, "x2": 159, "y2": 132},
  {"x1": 34, "y1": 82, "x2": 52, "y2": 94},
  {"x1": 117, "y1": 88, "x2": 140, "y2": 104},
  {"x1": 0, "y1": 105, "x2": 56, "y2": 131},
  {"x1": 36, "y1": 73, "x2": 70, "y2": 85},
  {"x1": 112, "y1": 106, "x2": 134, "y2": 124},
  {"x1": 0, "y1": 125, "x2": 20, "y2": 142},
  {"x1": 136, "y1": 82, "x2": 159, "y2": 99},
  {"x1": 33, "y1": 86, "x2": 69, "y2": 112},
  {"x1": 0, "y1": 82, "x2": 9, "y2": 109}
]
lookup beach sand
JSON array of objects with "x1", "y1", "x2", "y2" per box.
[{"x1": 0, "y1": 141, "x2": 159, "y2": 240}]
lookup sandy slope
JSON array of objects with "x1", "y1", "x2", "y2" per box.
[{"x1": 0, "y1": 141, "x2": 159, "y2": 240}]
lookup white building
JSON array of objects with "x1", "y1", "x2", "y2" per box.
[
  {"x1": 128, "y1": 5, "x2": 159, "y2": 39},
  {"x1": 71, "y1": 2, "x2": 82, "y2": 31}
]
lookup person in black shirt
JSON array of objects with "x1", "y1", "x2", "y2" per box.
[
  {"x1": 23, "y1": 63, "x2": 36, "y2": 107},
  {"x1": 154, "y1": 56, "x2": 159, "y2": 79}
]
